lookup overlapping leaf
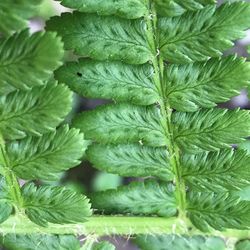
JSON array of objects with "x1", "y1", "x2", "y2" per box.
[
  {"x1": 173, "y1": 108, "x2": 250, "y2": 153},
  {"x1": 158, "y1": 2, "x2": 250, "y2": 63},
  {"x1": 187, "y1": 192, "x2": 250, "y2": 231},
  {"x1": 73, "y1": 104, "x2": 165, "y2": 146},
  {"x1": 235, "y1": 240, "x2": 250, "y2": 250},
  {"x1": 182, "y1": 149, "x2": 250, "y2": 191},
  {"x1": 47, "y1": 13, "x2": 151, "y2": 65},
  {"x1": 0, "y1": 82, "x2": 72, "y2": 140},
  {"x1": 90, "y1": 180, "x2": 177, "y2": 217},
  {"x1": 0, "y1": 0, "x2": 42, "y2": 35},
  {"x1": 0, "y1": 30, "x2": 64, "y2": 94},
  {"x1": 87, "y1": 144, "x2": 172, "y2": 181},
  {"x1": 6, "y1": 126, "x2": 86, "y2": 181},
  {"x1": 0, "y1": 234, "x2": 80, "y2": 250},
  {"x1": 164, "y1": 56, "x2": 250, "y2": 111},
  {"x1": 22, "y1": 183, "x2": 92, "y2": 227},
  {"x1": 135, "y1": 234, "x2": 225, "y2": 250},
  {"x1": 55, "y1": 59, "x2": 158, "y2": 106}
]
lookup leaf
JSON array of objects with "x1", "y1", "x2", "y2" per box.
[
  {"x1": 90, "y1": 180, "x2": 177, "y2": 217},
  {"x1": 0, "y1": 0, "x2": 42, "y2": 35},
  {"x1": 235, "y1": 240, "x2": 250, "y2": 250},
  {"x1": 46, "y1": 13, "x2": 152, "y2": 64},
  {"x1": 73, "y1": 103, "x2": 166, "y2": 147},
  {"x1": 165, "y1": 56, "x2": 250, "y2": 112},
  {"x1": 0, "y1": 82, "x2": 72, "y2": 140},
  {"x1": 158, "y1": 3, "x2": 250, "y2": 63},
  {"x1": 56, "y1": 0, "x2": 148, "y2": 19},
  {"x1": 55, "y1": 59, "x2": 158, "y2": 106},
  {"x1": 6, "y1": 125, "x2": 87, "y2": 181},
  {"x1": 181, "y1": 149, "x2": 250, "y2": 191},
  {"x1": 87, "y1": 144, "x2": 173, "y2": 181},
  {"x1": 135, "y1": 235, "x2": 225, "y2": 250},
  {"x1": 187, "y1": 192, "x2": 250, "y2": 231},
  {"x1": 22, "y1": 183, "x2": 92, "y2": 227},
  {"x1": 0, "y1": 234, "x2": 80, "y2": 250},
  {"x1": 154, "y1": 0, "x2": 215, "y2": 17},
  {"x1": 0, "y1": 30, "x2": 64, "y2": 94},
  {"x1": 172, "y1": 108, "x2": 250, "y2": 153},
  {"x1": 82, "y1": 240, "x2": 116, "y2": 250}
]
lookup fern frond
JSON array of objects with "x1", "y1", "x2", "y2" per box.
[
  {"x1": 0, "y1": 82, "x2": 72, "y2": 140},
  {"x1": 90, "y1": 180, "x2": 176, "y2": 217},
  {"x1": 47, "y1": 13, "x2": 151, "y2": 65},
  {"x1": 158, "y1": 3, "x2": 250, "y2": 63},
  {"x1": 182, "y1": 149, "x2": 250, "y2": 191},
  {"x1": 22, "y1": 183, "x2": 92, "y2": 227},
  {"x1": 6, "y1": 126, "x2": 86, "y2": 181},
  {"x1": 0, "y1": 177, "x2": 12, "y2": 223},
  {"x1": 87, "y1": 144, "x2": 172, "y2": 181},
  {"x1": 0, "y1": 30, "x2": 64, "y2": 94},
  {"x1": 135, "y1": 234, "x2": 225, "y2": 250},
  {"x1": 73, "y1": 104, "x2": 165, "y2": 146},
  {"x1": 0, "y1": 234, "x2": 80, "y2": 250},
  {"x1": 187, "y1": 192, "x2": 250, "y2": 232},
  {"x1": 173, "y1": 108, "x2": 250, "y2": 153}
]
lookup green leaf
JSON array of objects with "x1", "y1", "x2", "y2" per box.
[
  {"x1": 0, "y1": 0, "x2": 42, "y2": 35},
  {"x1": 0, "y1": 30, "x2": 64, "y2": 94},
  {"x1": 158, "y1": 3, "x2": 250, "y2": 63},
  {"x1": 165, "y1": 56, "x2": 250, "y2": 111},
  {"x1": 22, "y1": 183, "x2": 92, "y2": 227},
  {"x1": 187, "y1": 192, "x2": 250, "y2": 231},
  {"x1": 235, "y1": 240, "x2": 250, "y2": 250},
  {"x1": 46, "y1": 13, "x2": 152, "y2": 64},
  {"x1": 6, "y1": 125, "x2": 87, "y2": 181},
  {"x1": 135, "y1": 235, "x2": 225, "y2": 250},
  {"x1": 0, "y1": 82, "x2": 72, "y2": 140},
  {"x1": 173, "y1": 108, "x2": 250, "y2": 153},
  {"x1": 155, "y1": 0, "x2": 216, "y2": 17},
  {"x1": 55, "y1": 59, "x2": 158, "y2": 106},
  {"x1": 82, "y1": 240, "x2": 115, "y2": 250},
  {"x1": 181, "y1": 149, "x2": 250, "y2": 191},
  {"x1": 56, "y1": 0, "x2": 148, "y2": 19},
  {"x1": 73, "y1": 104, "x2": 165, "y2": 147},
  {"x1": 0, "y1": 234, "x2": 80, "y2": 250},
  {"x1": 90, "y1": 180, "x2": 177, "y2": 217},
  {"x1": 87, "y1": 144, "x2": 173, "y2": 181}
]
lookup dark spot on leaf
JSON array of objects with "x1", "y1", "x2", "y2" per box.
[{"x1": 77, "y1": 72, "x2": 82, "y2": 77}]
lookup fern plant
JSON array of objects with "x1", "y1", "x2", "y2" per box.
[{"x1": 2, "y1": 0, "x2": 250, "y2": 249}]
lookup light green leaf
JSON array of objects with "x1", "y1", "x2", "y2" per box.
[
  {"x1": 187, "y1": 192, "x2": 250, "y2": 231},
  {"x1": 158, "y1": 3, "x2": 250, "y2": 63},
  {"x1": 0, "y1": 82, "x2": 72, "y2": 140},
  {"x1": 235, "y1": 240, "x2": 250, "y2": 250},
  {"x1": 73, "y1": 104, "x2": 165, "y2": 147},
  {"x1": 0, "y1": 0, "x2": 42, "y2": 35},
  {"x1": 135, "y1": 235, "x2": 225, "y2": 250},
  {"x1": 0, "y1": 234, "x2": 80, "y2": 250},
  {"x1": 22, "y1": 183, "x2": 92, "y2": 227},
  {"x1": 165, "y1": 56, "x2": 250, "y2": 111},
  {"x1": 173, "y1": 108, "x2": 250, "y2": 153},
  {"x1": 87, "y1": 144, "x2": 173, "y2": 181},
  {"x1": 90, "y1": 180, "x2": 177, "y2": 217},
  {"x1": 0, "y1": 30, "x2": 64, "y2": 94},
  {"x1": 155, "y1": 0, "x2": 215, "y2": 17},
  {"x1": 6, "y1": 125, "x2": 87, "y2": 181},
  {"x1": 46, "y1": 13, "x2": 152, "y2": 64},
  {"x1": 55, "y1": 59, "x2": 158, "y2": 106},
  {"x1": 56, "y1": 0, "x2": 147, "y2": 19},
  {"x1": 181, "y1": 149, "x2": 250, "y2": 191}
]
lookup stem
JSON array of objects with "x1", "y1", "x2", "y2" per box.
[
  {"x1": 145, "y1": 1, "x2": 186, "y2": 215},
  {"x1": 0, "y1": 215, "x2": 250, "y2": 240}
]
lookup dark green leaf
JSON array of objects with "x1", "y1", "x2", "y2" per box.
[
  {"x1": 73, "y1": 103, "x2": 165, "y2": 147},
  {"x1": 90, "y1": 180, "x2": 177, "y2": 217},
  {"x1": 235, "y1": 240, "x2": 250, "y2": 250},
  {"x1": 46, "y1": 13, "x2": 152, "y2": 64},
  {"x1": 55, "y1": 60, "x2": 158, "y2": 106},
  {"x1": 0, "y1": 82, "x2": 72, "y2": 140},
  {"x1": 22, "y1": 183, "x2": 92, "y2": 227},
  {"x1": 87, "y1": 144, "x2": 173, "y2": 181},
  {"x1": 6, "y1": 125, "x2": 87, "y2": 181}
]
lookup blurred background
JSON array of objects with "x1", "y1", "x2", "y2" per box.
[{"x1": 25, "y1": 0, "x2": 250, "y2": 249}]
